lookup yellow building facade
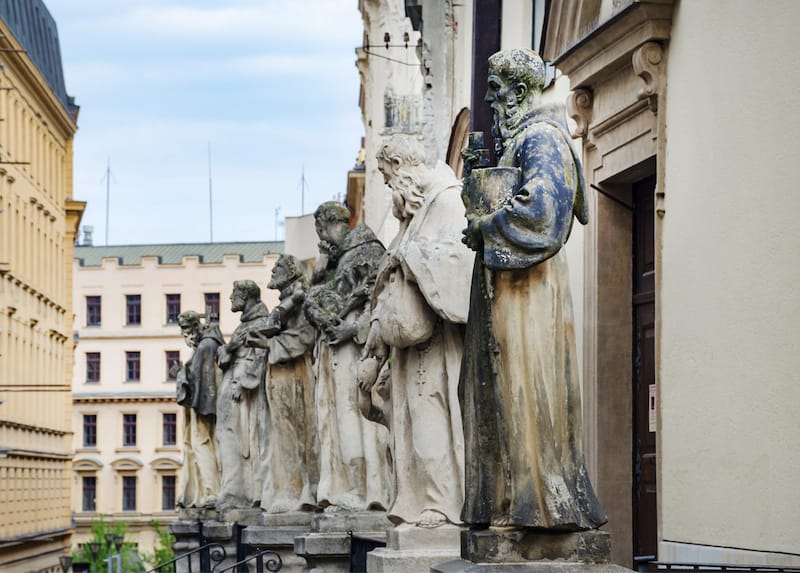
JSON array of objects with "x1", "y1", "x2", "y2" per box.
[
  {"x1": 0, "y1": 1, "x2": 84, "y2": 572},
  {"x1": 71, "y1": 242, "x2": 282, "y2": 556}
]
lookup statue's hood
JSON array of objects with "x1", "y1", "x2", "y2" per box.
[{"x1": 341, "y1": 223, "x2": 380, "y2": 252}]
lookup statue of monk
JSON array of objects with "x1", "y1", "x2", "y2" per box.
[
  {"x1": 360, "y1": 135, "x2": 473, "y2": 528},
  {"x1": 460, "y1": 48, "x2": 606, "y2": 531},
  {"x1": 175, "y1": 311, "x2": 223, "y2": 509},
  {"x1": 215, "y1": 280, "x2": 270, "y2": 511},
  {"x1": 248, "y1": 254, "x2": 319, "y2": 513},
  {"x1": 304, "y1": 201, "x2": 392, "y2": 513}
]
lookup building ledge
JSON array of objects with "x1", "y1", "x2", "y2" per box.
[{"x1": 0, "y1": 527, "x2": 70, "y2": 549}]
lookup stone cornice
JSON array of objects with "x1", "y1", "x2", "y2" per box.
[
  {"x1": 0, "y1": 20, "x2": 77, "y2": 138},
  {"x1": 3, "y1": 271, "x2": 68, "y2": 314},
  {"x1": 73, "y1": 392, "x2": 175, "y2": 405},
  {"x1": 552, "y1": 1, "x2": 674, "y2": 89},
  {"x1": 0, "y1": 447, "x2": 71, "y2": 460},
  {"x1": 0, "y1": 419, "x2": 69, "y2": 436}
]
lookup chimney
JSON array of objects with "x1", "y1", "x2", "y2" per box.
[{"x1": 82, "y1": 225, "x2": 94, "y2": 246}]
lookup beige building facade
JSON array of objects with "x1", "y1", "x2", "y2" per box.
[
  {"x1": 0, "y1": 1, "x2": 84, "y2": 571},
  {"x1": 71, "y1": 242, "x2": 282, "y2": 555},
  {"x1": 359, "y1": 0, "x2": 800, "y2": 568}
]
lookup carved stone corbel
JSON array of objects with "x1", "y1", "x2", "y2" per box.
[
  {"x1": 632, "y1": 41, "x2": 665, "y2": 111},
  {"x1": 567, "y1": 88, "x2": 593, "y2": 139}
]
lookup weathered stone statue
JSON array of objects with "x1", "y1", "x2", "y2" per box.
[
  {"x1": 247, "y1": 254, "x2": 318, "y2": 514},
  {"x1": 360, "y1": 135, "x2": 472, "y2": 528},
  {"x1": 304, "y1": 201, "x2": 392, "y2": 512},
  {"x1": 460, "y1": 49, "x2": 606, "y2": 535},
  {"x1": 175, "y1": 311, "x2": 223, "y2": 509},
  {"x1": 215, "y1": 280, "x2": 270, "y2": 511}
]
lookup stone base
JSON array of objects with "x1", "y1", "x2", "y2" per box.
[
  {"x1": 242, "y1": 524, "x2": 310, "y2": 573},
  {"x1": 367, "y1": 524, "x2": 463, "y2": 573},
  {"x1": 462, "y1": 529, "x2": 611, "y2": 564},
  {"x1": 295, "y1": 511, "x2": 392, "y2": 573},
  {"x1": 178, "y1": 506, "x2": 220, "y2": 521},
  {"x1": 260, "y1": 510, "x2": 315, "y2": 528},
  {"x1": 218, "y1": 507, "x2": 263, "y2": 525},
  {"x1": 311, "y1": 510, "x2": 393, "y2": 533},
  {"x1": 431, "y1": 561, "x2": 634, "y2": 573}
]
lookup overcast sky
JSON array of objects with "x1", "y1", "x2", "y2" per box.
[{"x1": 45, "y1": 0, "x2": 364, "y2": 245}]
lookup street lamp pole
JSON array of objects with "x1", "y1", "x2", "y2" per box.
[
  {"x1": 105, "y1": 533, "x2": 115, "y2": 573},
  {"x1": 88, "y1": 542, "x2": 101, "y2": 573},
  {"x1": 113, "y1": 534, "x2": 124, "y2": 573}
]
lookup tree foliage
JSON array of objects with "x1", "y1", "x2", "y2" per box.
[
  {"x1": 72, "y1": 517, "x2": 144, "y2": 572},
  {"x1": 141, "y1": 520, "x2": 176, "y2": 572}
]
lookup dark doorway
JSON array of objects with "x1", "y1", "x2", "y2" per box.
[{"x1": 632, "y1": 174, "x2": 657, "y2": 560}]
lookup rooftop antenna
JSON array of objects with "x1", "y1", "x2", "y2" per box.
[
  {"x1": 301, "y1": 164, "x2": 306, "y2": 215},
  {"x1": 275, "y1": 206, "x2": 281, "y2": 240},
  {"x1": 100, "y1": 158, "x2": 116, "y2": 246},
  {"x1": 208, "y1": 141, "x2": 213, "y2": 243}
]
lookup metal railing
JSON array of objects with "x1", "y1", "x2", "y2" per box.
[
  {"x1": 211, "y1": 549, "x2": 282, "y2": 573},
  {"x1": 144, "y1": 542, "x2": 227, "y2": 573}
]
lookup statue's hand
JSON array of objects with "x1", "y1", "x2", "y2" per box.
[
  {"x1": 357, "y1": 356, "x2": 381, "y2": 392},
  {"x1": 246, "y1": 331, "x2": 270, "y2": 349},
  {"x1": 462, "y1": 216, "x2": 484, "y2": 252},
  {"x1": 326, "y1": 320, "x2": 358, "y2": 345},
  {"x1": 364, "y1": 321, "x2": 387, "y2": 361}
]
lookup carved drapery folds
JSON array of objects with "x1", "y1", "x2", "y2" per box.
[
  {"x1": 567, "y1": 88, "x2": 593, "y2": 139},
  {"x1": 633, "y1": 41, "x2": 665, "y2": 111}
]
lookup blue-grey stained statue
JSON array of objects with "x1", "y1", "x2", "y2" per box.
[{"x1": 460, "y1": 48, "x2": 606, "y2": 532}]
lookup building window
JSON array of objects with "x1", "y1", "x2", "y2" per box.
[
  {"x1": 86, "y1": 352, "x2": 101, "y2": 383},
  {"x1": 82, "y1": 476, "x2": 97, "y2": 512},
  {"x1": 162, "y1": 412, "x2": 177, "y2": 446},
  {"x1": 126, "y1": 351, "x2": 140, "y2": 381},
  {"x1": 162, "y1": 475, "x2": 176, "y2": 510},
  {"x1": 126, "y1": 294, "x2": 141, "y2": 325},
  {"x1": 123, "y1": 414, "x2": 137, "y2": 447},
  {"x1": 122, "y1": 475, "x2": 137, "y2": 511},
  {"x1": 86, "y1": 296, "x2": 101, "y2": 326},
  {"x1": 165, "y1": 351, "x2": 181, "y2": 381},
  {"x1": 204, "y1": 292, "x2": 220, "y2": 322},
  {"x1": 83, "y1": 414, "x2": 97, "y2": 447},
  {"x1": 166, "y1": 294, "x2": 181, "y2": 324}
]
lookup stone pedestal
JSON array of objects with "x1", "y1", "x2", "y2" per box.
[
  {"x1": 170, "y1": 520, "x2": 202, "y2": 573},
  {"x1": 431, "y1": 562, "x2": 634, "y2": 573},
  {"x1": 367, "y1": 523, "x2": 462, "y2": 573},
  {"x1": 200, "y1": 521, "x2": 242, "y2": 572},
  {"x1": 294, "y1": 511, "x2": 392, "y2": 572},
  {"x1": 240, "y1": 512, "x2": 314, "y2": 573},
  {"x1": 431, "y1": 529, "x2": 633, "y2": 573}
]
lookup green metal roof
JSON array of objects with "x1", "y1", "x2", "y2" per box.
[{"x1": 75, "y1": 241, "x2": 284, "y2": 267}]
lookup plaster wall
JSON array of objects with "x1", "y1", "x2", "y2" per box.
[
  {"x1": 357, "y1": 0, "x2": 422, "y2": 246},
  {"x1": 284, "y1": 214, "x2": 319, "y2": 263},
  {"x1": 660, "y1": 0, "x2": 800, "y2": 557},
  {"x1": 0, "y1": 15, "x2": 81, "y2": 572},
  {"x1": 71, "y1": 248, "x2": 280, "y2": 554}
]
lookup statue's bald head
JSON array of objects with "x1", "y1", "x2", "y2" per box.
[{"x1": 488, "y1": 48, "x2": 546, "y2": 98}]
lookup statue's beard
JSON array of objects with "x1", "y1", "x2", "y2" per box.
[
  {"x1": 268, "y1": 276, "x2": 291, "y2": 291},
  {"x1": 390, "y1": 172, "x2": 425, "y2": 221},
  {"x1": 492, "y1": 96, "x2": 521, "y2": 153}
]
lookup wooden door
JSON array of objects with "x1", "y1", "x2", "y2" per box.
[{"x1": 632, "y1": 174, "x2": 657, "y2": 559}]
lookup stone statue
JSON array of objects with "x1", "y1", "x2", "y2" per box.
[
  {"x1": 215, "y1": 280, "x2": 270, "y2": 511},
  {"x1": 175, "y1": 311, "x2": 223, "y2": 509},
  {"x1": 460, "y1": 49, "x2": 606, "y2": 531},
  {"x1": 359, "y1": 135, "x2": 472, "y2": 528},
  {"x1": 247, "y1": 254, "x2": 319, "y2": 514},
  {"x1": 304, "y1": 201, "x2": 392, "y2": 512}
]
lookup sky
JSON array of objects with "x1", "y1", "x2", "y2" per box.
[{"x1": 44, "y1": 0, "x2": 364, "y2": 245}]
